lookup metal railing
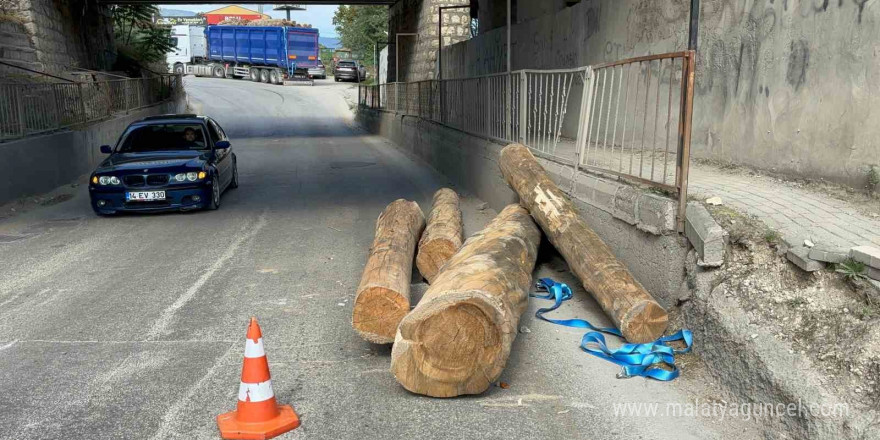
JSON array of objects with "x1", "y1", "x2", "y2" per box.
[
  {"x1": 0, "y1": 75, "x2": 183, "y2": 142},
  {"x1": 360, "y1": 68, "x2": 586, "y2": 158},
  {"x1": 578, "y1": 51, "x2": 695, "y2": 231},
  {"x1": 358, "y1": 51, "x2": 696, "y2": 231}
]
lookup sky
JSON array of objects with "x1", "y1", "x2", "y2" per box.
[{"x1": 164, "y1": 4, "x2": 339, "y2": 37}]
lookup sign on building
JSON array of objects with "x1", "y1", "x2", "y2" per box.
[{"x1": 158, "y1": 16, "x2": 207, "y2": 25}]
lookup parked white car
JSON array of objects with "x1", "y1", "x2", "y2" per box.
[{"x1": 308, "y1": 60, "x2": 326, "y2": 79}]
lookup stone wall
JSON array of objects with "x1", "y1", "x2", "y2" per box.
[
  {"x1": 439, "y1": 0, "x2": 880, "y2": 189},
  {"x1": 0, "y1": 0, "x2": 114, "y2": 78},
  {"x1": 388, "y1": 0, "x2": 470, "y2": 82}
]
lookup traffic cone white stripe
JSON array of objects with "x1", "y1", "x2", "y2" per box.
[
  {"x1": 244, "y1": 337, "x2": 265, "y2": 358},
  {"x1": 238, "y1": 379, "x2": 275, "y2": 402}
]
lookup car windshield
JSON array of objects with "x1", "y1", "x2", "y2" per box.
[{"x1": 117, "y1": 123, "x2": 209, "y2": 153}]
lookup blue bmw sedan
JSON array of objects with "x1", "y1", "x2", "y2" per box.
[{"x1": 88, "y1": 114, "x2": 238, "y2": 215}]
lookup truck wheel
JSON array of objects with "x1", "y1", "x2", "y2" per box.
[
  {"x1": 212, "y1": 66, "x2": 225, "y2": 78},
  {"x1": 173, "y1": 63, "x2": 185, "y2": 75},
  {"x1": 250, "y1": 68, "x2": 260, "y2": 82},
  {"x1": 269, "y1": 70, "x2": 279, "y2": 84},
  {"x1": 260, "y1": 69, "x2": 270, "y2": 83}
]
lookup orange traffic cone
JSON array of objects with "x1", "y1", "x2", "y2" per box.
[{"x1": 217, "y1": 317, "x2": 300, "y2": 440}]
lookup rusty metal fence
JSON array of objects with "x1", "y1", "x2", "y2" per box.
[
  {"x1": 578, "y1": 51, "x2": 695, "y2": 230},
  {"x1": 359, "y1": 51, "x2": 695, "y2": 230},
  {"x1": 0, "y1": 75, "x2": 183, "y2": 142}
]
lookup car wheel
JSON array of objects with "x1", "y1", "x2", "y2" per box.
[
  {"x1": 207, "y1": 178, "x2": 221, "y2": 210},
  {"x1": 269, "y1": 70, "x2": 280, "y2": 85},
  {"x1": 213, "y1": 66, "x2": 225, "y2": 78},
  {"x1": 230, "y1": 159, "x2": 239, "y2": 189},
  {"x1": 260, "y1": 69, "x2": 270, "y2": 83},
  {"x1": 335, "y1": 77, "x2": 339, "y2": 82},
  {"x1": 173, "y1": 63, "x2": 185, "y2": 75},
  {"x1": 250, "y1": 68, "x2": 261, "y2": 82}
]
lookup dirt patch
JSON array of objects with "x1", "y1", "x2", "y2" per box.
[{"x1": 705, "y1": 204, "x2": 880, "y2": 411}]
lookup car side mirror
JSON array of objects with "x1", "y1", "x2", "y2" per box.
[
  {"x1": 100, "y1": 145, "x2": 112, "y2": 154},
  {"x1": 215, "y1": 140, "x2": 230, "y2": 149}
]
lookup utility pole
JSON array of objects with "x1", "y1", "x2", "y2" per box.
[{"x1": 688, "y1": 0, "x2": 700, "y2": 50}]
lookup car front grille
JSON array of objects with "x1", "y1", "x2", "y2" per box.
[
  {"x1": 124, "y1": 174, "x2": 170, "y2": 187},
  {"x1": 124, "y1": 175, "x2": 145, "y2": 187}
]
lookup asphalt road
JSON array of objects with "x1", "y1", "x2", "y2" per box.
[{"x1": 0, "y1": 77, "x2": 760, "y2": 439}]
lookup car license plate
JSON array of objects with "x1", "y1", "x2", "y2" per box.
[{"x1": 126, "y1": 191, "x2": 166, "y2": 201}]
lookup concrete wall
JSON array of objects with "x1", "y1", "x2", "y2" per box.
[
  {"x1": 0, "y1": 0, "x2": 115, "y2": 78},
  {"x1": 0, "y1": 98, "x2": 185, "y2": 206},
  {"x1": 356, "y1": 108, "x2": 688, "y2": 307},
  {"x1": 388, "y1": 0, "x2": 471, "y2": 81},
  {"x1": 441, "y1": 0, "x2": 880, "y2": 189}
]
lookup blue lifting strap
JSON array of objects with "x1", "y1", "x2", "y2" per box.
[{"x1": 531, "y1": 278, "x2": 693, "y2": 381}]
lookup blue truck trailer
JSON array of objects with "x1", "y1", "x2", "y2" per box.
[{"x1": 178, "y1": 25, "x2": 319, "y2": 85}]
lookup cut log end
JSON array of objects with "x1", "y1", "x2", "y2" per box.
[
  {"x1": 351, "y1": 287, "x2": 410, "y2": 344},
  {"x1": 392, "y1": 292, "x2": 510, "y2": 398},
  {"x1": 415, "y1": 238, "x2": 459, "y2": 283},
  {"x1": 620, "y1": 300, "x2": 669, "y2": 344}
]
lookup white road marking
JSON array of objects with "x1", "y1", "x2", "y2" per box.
[
  {"x1": 0, "y1": 341, "x2": 17, "y2": 352},
  {"x1": 148, "y1": 342, "x2": 237, "y2": 440},
  {"x1": 144, "y1": 211, "x2": 268, "y2": 341}
]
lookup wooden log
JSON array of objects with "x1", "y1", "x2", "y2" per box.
[
  {"x1": 352, "y1": 199, "x2": 425, "y2": 344},
  {"x1": 416, "y1": 188, "x2": 464, "y2": 283},
  {"x1": 499, "y1": 144, "x2": 668, "y2": 343},
  {"x1": 391, "y1": 204, "x2": 540, "y2": 397}
]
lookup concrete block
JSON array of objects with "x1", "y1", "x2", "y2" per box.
[
  {"x1": 807, "y1": 242, "x2": 850, "y2": 264},
  {"x1": 636, "y1": 193, "x2": 677, "y2": 235},
  {"x1": 869, "y1": 266, "x2": 880, "y2": 282},
  {"x1": 786, "y1": 246, "x2": 826, "y2": 272},
  {"x1": 685, "y1": 202, "x2": 725, "y2": 267},
  {"x1": 612, "y1": 185, "x2": 638, "y2": 225},
  {"x1": 850, "y1": 245, "x2": 880, "y2": 269}
]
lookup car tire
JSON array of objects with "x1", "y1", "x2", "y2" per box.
[
  {"x1": 213, "y1": 66, "x2": 225, "y2": 78},
  {"x1": 207, "y1": 177, "x2": 221, "y2": 210},
  {"x1": 335, "y1": 77, "x2": 339, "y2": 82},
  {"x1": 260, "y1": 69, "x2": 270, "y2": 83},
  {"x1": 250, "y1": 68, "x2": 261, "y2": 82},
  {"x1": 269, "y1": 70, "x2": 280, "y2": 85},
  {"x1": 230, "y1": 159, "x2": 239, "y2": 189},
  {"x1": 173, "y1": 63, "x2": 185, "y2": 75}
]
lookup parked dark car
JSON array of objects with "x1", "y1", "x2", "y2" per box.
[
  {"x1": 88, "y1": 114, "x2": 238, "y2": 215},
  {"x1": 334, "y1": 60, "x2": 366, "y2": 82}
]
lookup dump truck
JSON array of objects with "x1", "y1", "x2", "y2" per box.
[{"x1": 167, "y1": 24, "x2": 320, "y2": 85}]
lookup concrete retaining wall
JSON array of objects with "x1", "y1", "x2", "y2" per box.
[
  {"x1": 356, "y1": 108, "x2": 688, "y2": 306},
  {"x1": 0, "y1": 98, "x2": 185, "y2": 206},
  {"x1": 440, "y1": 0, "x2": 880, "y2": 189}
]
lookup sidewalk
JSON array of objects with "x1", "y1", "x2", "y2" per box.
[{"x1": 687, "y1": 164, "x2": 880, "y2": 267}]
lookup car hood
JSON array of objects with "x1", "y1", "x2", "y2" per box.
[{"x1": 96, "y1": 152, "x2": 208, "y2": 173}]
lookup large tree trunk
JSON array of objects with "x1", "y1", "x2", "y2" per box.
[
  {"x1": 352, "y1": 199, "x2": 425, "y2": 344},
  {"x1": 391, "y1": 204, "x2": 540, "y2": 397},
  {"x1": 499, "y1": 144, "x2": 668, "y2": 343},
  {"x1": 416, "y1": 188, "x2": 464, "y2": 283}
]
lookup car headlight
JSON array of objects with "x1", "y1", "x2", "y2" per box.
[
  {"x1": 99, "y1": 176, "x2": 111, "y2": 185},
  {"x1": 186, "y1": 172, "x2": 198, "y2": 182},
  {"x1": 174, "y1": 173, "x2": 186, "y2": 182},
  {"x1": 109, "y1": 176, "x2": 120, "y2": 185}
]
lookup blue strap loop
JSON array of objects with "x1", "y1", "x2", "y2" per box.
[{"x1": 531, "y1": 278, "x2": 693, "y2": 381}]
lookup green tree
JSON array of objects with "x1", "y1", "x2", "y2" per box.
[
  {"x1": 112, "y1": 5, "x2": 176, "y2": 64},
  {"x1": 332, "y1": 5, "x2": 387, "y2": 66}
]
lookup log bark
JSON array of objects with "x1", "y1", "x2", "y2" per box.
[
  {"x1": 352, "y1": 199, "x2": 426, "y2": 344},
  {"x1": 499, "y1": 144, "x2": 668, "y2": 343},
  {"x1": 391, "y1": 204, "x2": 540, "y2": 397},
  {"x1": 416, "y1": 188, "x2": 464, "y2": 283}
]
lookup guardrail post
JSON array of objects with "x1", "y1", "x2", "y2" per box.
[
  {"x1": 519, "y1": 71, "x2": 527, "y2": 143},
  {"x1": 15, "y1": 87, "x2": 26, "y2": 137},
  {"x1": 76, "y1": 83, "x2": 87, "y2": 123},
  {"x1": 676, "y1": 51, "x2": 696, "y2": 233},
  {"x1": 505, "y1": 74, "x2": 512, "y2": 141}
]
